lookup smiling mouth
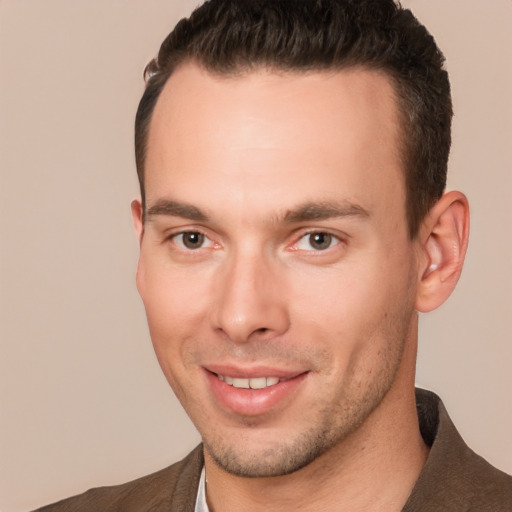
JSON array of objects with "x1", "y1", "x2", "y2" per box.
[
  {"x1": 218, "y1": 375, "x2": 282, "y2": 389},
  {"x1": 207, "y1": 370, "x2": 309, "y2": 415}
]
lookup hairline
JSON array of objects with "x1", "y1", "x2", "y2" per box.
[{"x1": 138, "y1": 58, "x2": 417, "y2": 235}]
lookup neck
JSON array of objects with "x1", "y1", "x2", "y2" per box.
[{"x1": 204, "y1": 322, "x2": 428, "y2": 512}]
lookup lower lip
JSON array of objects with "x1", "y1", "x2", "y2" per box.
[{"x1": 205, "y1": 371, "x2": 307, "y2": 416}]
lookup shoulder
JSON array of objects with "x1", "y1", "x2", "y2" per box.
[
  {"x1": 404, "y1": 390, "x2": 512, "y2": 511},
  {"x1": 33, "y1": 445, "x2": 204, "y2": 512}
]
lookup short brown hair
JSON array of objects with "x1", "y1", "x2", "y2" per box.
[{"x1": 135, "y1": 0, "x2": 452, "y2": 237}]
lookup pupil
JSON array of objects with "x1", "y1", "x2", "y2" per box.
[
  {"x1": 310, "y1": 233, "x2": 331, "y2": 250},
  {"x1": 183, "y1": 232, "x2": 204, "y2": 249}
]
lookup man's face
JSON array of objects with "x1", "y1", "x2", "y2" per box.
[{"x1": 134, "y1": 63, "x2": 420, "y2": 477}]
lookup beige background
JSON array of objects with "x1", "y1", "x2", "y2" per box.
[{"x1": 0, "y1": 1, "x2": 511, "y2": 510}]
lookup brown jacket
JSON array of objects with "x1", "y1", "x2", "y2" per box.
[{"x1": 36, "y1": 389, "x2": 512, "y2": 511}]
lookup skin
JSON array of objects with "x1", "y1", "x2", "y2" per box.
[{"x1": 132, "y1": 62, "x2": 469, "y2": 511}]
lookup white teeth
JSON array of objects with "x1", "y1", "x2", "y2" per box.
[
  {"x1": 232, "y1": 378, "x2": 250, "y2": 389},
  {"x1": 266, "y1": 377, "x2": 279, "y2": 386},
  {"x1": 249, "y1": 377, "x2": 266, "y2": 389},
  {"x1": 218, "y1": 375, "x2": 281, "y2": 389}
]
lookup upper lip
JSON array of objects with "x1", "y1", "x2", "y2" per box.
[{"x1": 203, "y1": 364, "x2": 307, "y2": 380}]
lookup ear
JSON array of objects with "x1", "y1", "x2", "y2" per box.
[
  {"x1": 131, "y1": 199, "x2": 144, "y2": 245},
  {"x1": 415, "y1": 191, "x2": 470, "y2": 313}
]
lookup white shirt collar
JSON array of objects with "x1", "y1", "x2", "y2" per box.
[{"x1": 194, "y1": 466, "x2": 209, "y2": 512}]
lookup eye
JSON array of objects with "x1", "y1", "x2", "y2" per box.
[
  {"x1": 172, "y1": 231, "x2": 214, "y2": 250},
  {"x1": 295, "y1": 232, "x2": 339, "y2": 251}
]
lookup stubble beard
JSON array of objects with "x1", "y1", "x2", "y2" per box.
[
  {"x1": 202, "y1": 327, "x2": 408, "y2": 478},
  {"x1": 197, "y1": 266, "x2": 417, "y2": 478}
]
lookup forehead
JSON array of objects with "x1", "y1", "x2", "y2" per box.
[{"x1": 145, "y1": 63, "x2": 405, "y2": 223}]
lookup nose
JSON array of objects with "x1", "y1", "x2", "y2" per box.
[{"x1": 210, "y1": 251, "x2": 290, "y2": 344}]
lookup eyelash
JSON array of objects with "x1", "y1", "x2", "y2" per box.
[
  {"x1": 169, "y1": 231, "x2": 217, "y2": 251},
  {"x1": 165, "y1": 229, "x2": 345, "y2": 255},
  {"x1": 290, "y1": 230, "x2": 343, "y2": 253}
]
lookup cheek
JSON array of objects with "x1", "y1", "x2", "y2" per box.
[
  {"x1": 137, "y1": 257, "x2": 212, "y2": 406},
  {"x1": 289, "y1": 265, "x2": 383, "y2": 332},
  {"x1": 137, "y1": 254, "x2": 211, "y2": 355},
  {"x1": 288, "y1": 256, "x2": 414, "y2": 358}
]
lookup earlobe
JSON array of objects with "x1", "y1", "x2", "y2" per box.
[
  {"x1": 415, "y1": 191, "x2": 470, "y2": 313},
  {"x1": 131, "y1": 199, "x2": 145, "y2": 245}
]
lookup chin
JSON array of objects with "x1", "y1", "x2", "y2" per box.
[
  {"x1": 204, "y1": 434, "x2": 327, "y2": 477},
  {"x1": 202, "y1": 407, "x2": 362, "y2": 478}
]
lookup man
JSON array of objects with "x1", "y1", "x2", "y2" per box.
[{"x1": 36, "y1": 0, "x2": 512, "y2": 510}]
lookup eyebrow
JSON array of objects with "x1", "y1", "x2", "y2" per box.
[
  {"x1": 284, "y1": 201, "x2": 370, "y2": 223},
  {"x1": 145, "y1": 198, "x2": 369, "y2": 224},
  {"x1": 146, "y1": 199, "x2": 209, "y2": 222}
]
